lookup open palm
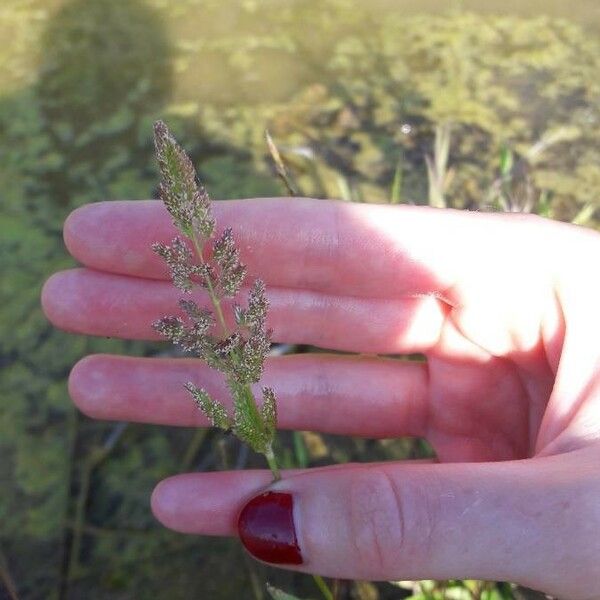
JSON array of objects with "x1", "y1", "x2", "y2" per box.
[{"x1": 43, "y1": 198, "x2": 600, "y2": 598}]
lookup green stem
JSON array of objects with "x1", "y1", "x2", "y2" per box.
[
  {"x1": 68, "y1": 457, "x2": 91, "y2": 579},
  {"x1": 265, "y1": 130, "x2": 300, "y2": 196},
  {"x1": 190, "y1": 232, "x2": 228, "y2": 335},
  {"x1": 265, "y1": 445, "x2": 281, "y2": 482},
  {"x1": 313, "y1": 575, "x2": 334, "y2": 600}
]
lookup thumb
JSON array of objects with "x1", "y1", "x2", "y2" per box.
[{"x1": 238, "y1": 451, "x2": 599, "y2": 598}]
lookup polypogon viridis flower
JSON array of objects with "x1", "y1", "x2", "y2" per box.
[{"x1": 151, "y1": 120, "x2": 280, "y2": 479}]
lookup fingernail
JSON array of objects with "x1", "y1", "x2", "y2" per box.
[{"x1": 238, "y1": 491, "x2": 303, "y2": 565}]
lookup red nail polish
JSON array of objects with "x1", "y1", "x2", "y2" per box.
[{"x1": 238, "y1": 491, "x2": 303, "y2": 565}]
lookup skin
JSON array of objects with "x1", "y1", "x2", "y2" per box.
[{"x1": 42, "y1": 198, "x2": 600, "y2": 598}]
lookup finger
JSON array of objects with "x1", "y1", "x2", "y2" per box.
[
  {"x1": 68, "y1": 353, "x2": 428, "y2": 438},
  {"x1": 150, "y1": 461, "x2": 436, "y2": 536},
  {"x1": 63, "y1": 198, "x2": 555, "y2": 300},
  {"x1": 42, "y1": 268, "x2": 447, "y2": 354},
  {"x1": 152, "y1": 470, "x2": 275, "y2": 536},
  {"x1": 152, "y1": 452, "x2": 596, "y2": 597}
]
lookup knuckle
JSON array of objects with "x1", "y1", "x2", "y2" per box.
[{"x1": 348, "y1": 469, "x2": 406, "y2": 577}]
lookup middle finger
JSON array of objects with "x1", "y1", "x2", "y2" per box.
[
  {"x1": 43, "y1": 268, "x2": 448, "y2": 354},
  {"x1": 69, "y1": 353, "x2": 429, "y2": 438}
]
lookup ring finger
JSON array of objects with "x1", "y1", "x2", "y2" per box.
[{"x1": 69, "y1": 353, "x2": 429, "y2": 438}]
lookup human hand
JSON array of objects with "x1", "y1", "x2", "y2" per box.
[{"x1": 42, "y1": 198, "x2": 600, "y2": 598}]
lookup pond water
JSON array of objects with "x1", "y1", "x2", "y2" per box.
[
  {"x1": 3, "y1": 0, "x2": 600, "y2": 99},
  {"x1": 3, "y1": 0, "x2": 598, "y2": 211}
]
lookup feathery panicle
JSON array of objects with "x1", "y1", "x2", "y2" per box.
[{"x1": 151, "y1": 120, "x2": 279, "y2": 474}]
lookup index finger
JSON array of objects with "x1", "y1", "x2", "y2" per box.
[{"x1": 63, "y1": 197, "x2": 542, "y2": 300}]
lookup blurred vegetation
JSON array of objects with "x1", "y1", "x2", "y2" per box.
[{"x1": 0, "y1": 0, "x2": 598, "y2": 598}]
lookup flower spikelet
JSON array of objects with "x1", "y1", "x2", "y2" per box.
[
  {"x1": 184, "y1": 383, "x2": 230, "y2": 429},
  {"x1": 178, "y1": 299, "x2": 213, "y2": 331},
  {"x1": 236, "y1": 329, "x2": 272, "y2": 384},
  {"x1": 261, "y1": 387, "x2": 277, "y2": 440},
  {"x1": 230, "y1": 379, "x2": 266, "y2": 451},
  {"x1": 214, "y1": 332, "x2": 242, "y2": 358},
  {"x1": 213, "y1": 228, "x2": 247, "y2": 297},
  {"x1": 153, "y1": 120, "x2": 215, "y2": 239},
  {"x1": 232, "y1": 279, "x2": 272, "y2": 383},
  {"x1": 245, "y1": 279, "x2": 268, "y2": 332},
  {"x1": 152, "y1": 316, "x2": 185, "y2": 344},
  {"x1": 152, "y1": 237, "x2": 195, "y2": 292},
  {"x1": 234, "y1": 279, "x2": 268, "y2": 331}
]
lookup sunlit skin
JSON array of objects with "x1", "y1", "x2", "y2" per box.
[{"x1": 42, "y1": 198, "x2": 600, "y2": 598}]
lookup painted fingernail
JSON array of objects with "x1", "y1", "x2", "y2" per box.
[{"x1": 238, "y1": 491, "x2": 303, "y2": 565}]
